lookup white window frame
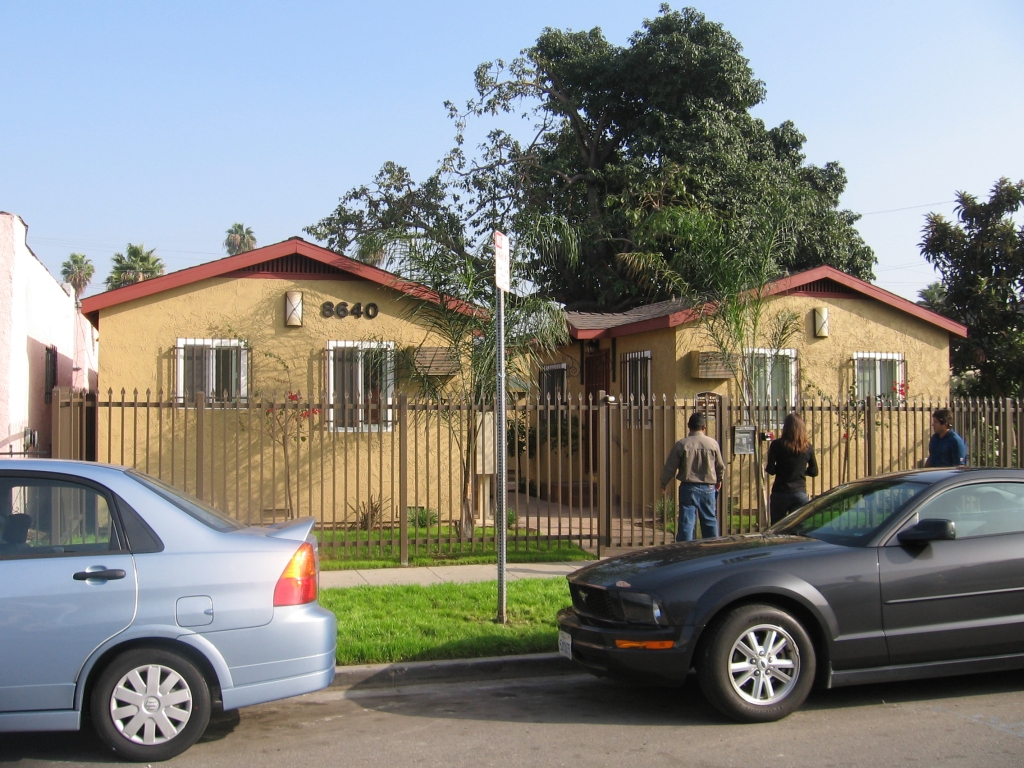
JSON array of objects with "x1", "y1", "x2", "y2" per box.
[
  {"x1": 854, "y1": 352, "x2": 906, "y2": 404},
  {"x1": 175, "y1": 338, "x2": 248, "y2": 403},
  {"x1": 327, "y1": 341, "x2": 395, "y2": 433},
  {"x1": 746, "y1": 348, "x2": 798, "y2": 408}
]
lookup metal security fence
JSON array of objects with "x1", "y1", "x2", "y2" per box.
[{"x1": 51, "y1": 389, "x2": 1024, "y2": 560}]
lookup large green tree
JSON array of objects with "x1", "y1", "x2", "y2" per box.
[
  {"x1": 307, "y1": 5, "x2": 873, "y2": 310},
  {"x1": 920, "y1": 178, "x2": 1024, "y2": 397},
  {"x1": 104, "y1": 243, "x2": 165, "y2": 290},
  {"x1": 60, "y1": 252, "x2": 94, "y2": 298}
]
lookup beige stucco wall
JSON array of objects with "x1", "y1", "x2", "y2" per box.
[
  {"x1": 533, "y1": 293, "x2": 954, "y2": 520},
  {"x1": 94, "y1": 274, "x2": 477, "y2": 528},
  {"x1": 547, "y1": 294, "x2": 952, "y2": 405},
  {"x1": 97, "y1": 275, "x2": 449, "y2": 397},
  {"x1": 672, "y1": 295, "x2": 952, "y2": 403}
]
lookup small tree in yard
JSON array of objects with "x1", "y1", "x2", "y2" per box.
[
  {"x1": 391, "y1": 233, "x2": 568, "y2": 540},
  {"x1": 401, "y1": 237, "x2": 569, "y2": 536},
  {"x1": 623, "y1": 206, "x2": 801, "y2": 516}
]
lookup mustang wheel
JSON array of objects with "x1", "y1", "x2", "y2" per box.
[
  {"x1": 91, "y1": 648, "x2": 211, "y2": 762},
  {"x1": 697, "y1": 603, "x2": 816, "y2": 723}
]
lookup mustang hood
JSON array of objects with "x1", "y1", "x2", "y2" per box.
[{"x1": 569, "y1": 534, "x2": 828, "y2": 588}]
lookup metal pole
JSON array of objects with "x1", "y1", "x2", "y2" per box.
[{"x1": 496, "y1": 287, "x2": 508, "y2": 624}]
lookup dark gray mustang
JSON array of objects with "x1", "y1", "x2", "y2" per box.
[{"x1": 557, "y1": 468, "x2": 1024, "y2": 722}]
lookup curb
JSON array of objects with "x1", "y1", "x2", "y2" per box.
[{"x1": 330, "y1": 652, "x2": 576, "y2": 691}]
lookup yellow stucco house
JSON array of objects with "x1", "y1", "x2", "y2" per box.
[
  {"x1": 540, "y1": 266, "x2": 967, "y2": 408},
  {"x1": 78, "y1": 237, "x2": 471, "y2": 528},
  {"x1": 81, "y1": 237, "x2": 459, "y2": 407}
]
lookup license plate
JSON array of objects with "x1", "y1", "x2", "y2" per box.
[{"x1": 558, "y1": 630, "x2": 572, "y2": 660}]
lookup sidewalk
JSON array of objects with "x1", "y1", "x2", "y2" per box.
[{"x1": 320, "y1": 560, "x2": 587, "y2": 589}]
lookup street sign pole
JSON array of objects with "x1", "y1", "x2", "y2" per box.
[{"x1": 494, "y1": 231, "x2": 510, "y2": 625}]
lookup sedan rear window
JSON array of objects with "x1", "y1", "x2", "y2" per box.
[
  {"x1": 771, "y1": 479, "x2": 928, "y2": 546},
  {"x1": 126, "y1": 471, "x2": 245, "y2": 532}
]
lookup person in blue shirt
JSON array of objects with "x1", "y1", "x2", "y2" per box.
[{"x1": 925, "y1": 408, "x2": 967, "y2": 467}]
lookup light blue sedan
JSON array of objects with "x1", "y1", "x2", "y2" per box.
[{"x1": 0, "y1": 459, "x2": 336, "y2": 761}]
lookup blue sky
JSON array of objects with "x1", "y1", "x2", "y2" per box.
[{"x1": 2, "y1": 1, "x2": 1022, "y2": 301}]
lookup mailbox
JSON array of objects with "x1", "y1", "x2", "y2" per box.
[{"x1": 733, "y1": 425, "x2": 756, "y2": 455}]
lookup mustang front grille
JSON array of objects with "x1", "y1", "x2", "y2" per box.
[{"x1": 570, "y1": 584, "x2": 624, "y2": 622}]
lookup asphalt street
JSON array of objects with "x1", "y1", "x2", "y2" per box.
[{"x1": 2, "y1": 670, "x2": 1023, "y2": 767}]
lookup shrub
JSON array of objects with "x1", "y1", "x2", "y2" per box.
[{"x1": 408, "y1": 506, "x2": 439, "y2": 529}]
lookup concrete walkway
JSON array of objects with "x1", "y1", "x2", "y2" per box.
[{"x1": 320, "y1": 561, "x2": 587, "y2": 589}]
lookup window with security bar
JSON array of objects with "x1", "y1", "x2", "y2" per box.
[
  {"x1": 622, "y1": 350, "x2": 652, "y2": 428},
  {"x1": 538, "y1": 364, "x2": 566, "y2": 405},
  {"x1": 748, "y1": 349, "x2": 797, "y2": 428},
  {"x1": 176, "y1": 339, "x2": 247, "y2": 403},
  {"x1": 328, "y1": 341, "x2": 395, "y2": 431},
  {"x1": 749, "y1": 349, "x2": 797, "y2": 408},
  {"x1": 855, "y1": 353, "x2": 906, "y2": 405}
]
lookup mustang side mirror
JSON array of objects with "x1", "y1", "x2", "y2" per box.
[{"x1": 898, "y1": 518, "x2": 956, "y2": 545}]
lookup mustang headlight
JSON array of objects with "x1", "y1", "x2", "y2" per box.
[{"x1": 618, "y1": 591, "x2": 669, "y2": 626}]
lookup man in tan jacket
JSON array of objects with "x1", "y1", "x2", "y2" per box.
[{"x1": 660, "y1": 412, "x2": 724, "y2": 541}]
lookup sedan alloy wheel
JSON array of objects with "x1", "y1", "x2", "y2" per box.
[
  {"x1": 697, "y1": 604, "x2": 816, "y2": 723},
  {"x1": 727, "y1": 623, "x2": 800, "y2": 705}
]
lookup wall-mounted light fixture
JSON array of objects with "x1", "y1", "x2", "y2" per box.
[
  {"x1": 813, "y1": 307, "x2": 829, "y2": 338},
  {"x1": 585, "y1": 339, "x2": 600, "y2": 355},
  {"x1": 285, "y1": 291, "x2": 303, "y2": 327}
]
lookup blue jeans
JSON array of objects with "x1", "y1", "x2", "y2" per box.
[{"x1": 677, "y1": 483, "x2": 719, "y2": 542}]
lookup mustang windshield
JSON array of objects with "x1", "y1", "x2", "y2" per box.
[{"x1": 770, "y1": 479, "x2": 928, "y2": 546}]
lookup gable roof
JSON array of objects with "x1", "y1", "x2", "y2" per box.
[
  {"x1": 565, "y1": 265, "x2": 967, "y2": 339},
  {"x1": 80, "y1": 237, "x2": 473, "y2": 326}
]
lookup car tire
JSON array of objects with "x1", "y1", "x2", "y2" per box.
[
  {"x1": 696, "y1": 603, "x2": 816, "y2": 723},
  {"x1": 90, "y1": 647, "x2": 211, "y2": 762}
]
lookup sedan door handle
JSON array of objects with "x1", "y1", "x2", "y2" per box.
[{"x1": 73, "y1": 569, "x2": 127, "y2": 581}]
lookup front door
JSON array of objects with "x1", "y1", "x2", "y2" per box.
[
  {"x1": 0, "y1": 473, "x2": 137, "y2": 712},
  {"x1": 880, "y1": 481, "x2": 1024, "y2": 665}
]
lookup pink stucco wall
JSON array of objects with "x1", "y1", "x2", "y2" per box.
[{"x1": 0, "y1": 212, "x2": 98, "y2": 454}]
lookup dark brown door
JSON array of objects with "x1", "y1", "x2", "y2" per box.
[{"x1": 585, "y1": 350, "x2": 610, "y2": 399}]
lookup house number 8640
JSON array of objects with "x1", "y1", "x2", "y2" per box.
[{"x1": 321, "y1": 301, "x2": 379, "y2": 320}]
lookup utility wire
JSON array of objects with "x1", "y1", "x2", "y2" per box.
[{"x1": 860, "y1": 200, "x2": 957, "y2": 216}]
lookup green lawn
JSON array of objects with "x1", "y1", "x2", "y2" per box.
[
  {"x1": 318, "y1": 525, "x2": 596, "y2": 570},
  {"x1": 321, "y1": 577, "x2": 570, "y2": 666}
]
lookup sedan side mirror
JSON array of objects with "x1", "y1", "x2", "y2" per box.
[{"x1": 898, "y1": 518, "x2": 956, "y2": 545}]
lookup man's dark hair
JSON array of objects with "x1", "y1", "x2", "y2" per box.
[
  {"x1": 688, "y1": 413, "x2": 706, "y2": 431},
  {"x1": 932, "y1": 408, "x2": 952, "y2": 426}
]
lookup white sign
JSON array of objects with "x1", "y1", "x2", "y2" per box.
[{"x1": 494, "y1": 230, "x2": 510, "y2": 292}]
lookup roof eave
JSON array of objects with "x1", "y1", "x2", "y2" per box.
[{"x1": 79, "y1": 238, "x2": 478, "y2": 327}]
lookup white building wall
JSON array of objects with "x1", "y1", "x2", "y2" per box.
[{"x1": 0, "y1": 213, "x2": 97, "y2": 454}]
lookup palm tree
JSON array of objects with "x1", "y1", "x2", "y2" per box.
[
  {"x1": 105, "y1": 244, "x2": 165, "y2": 290},
  {"x1": 60, "y1": 253, "x2": 95, "y2": 298},
  {"x1": 224, "y1": 223, "x2": 257, "y2": 255},
  {"x1": 917, "y1": 281, "x2": 948, "y2": 315}
]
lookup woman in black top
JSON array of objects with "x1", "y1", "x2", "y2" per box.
[{"x1": 765, "y1": 413, "x2": 818, "y2": 525}]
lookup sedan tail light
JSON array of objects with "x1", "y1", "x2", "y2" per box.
[{"x1": 274, "y1": 542, "x2": 317, "y2": 606}]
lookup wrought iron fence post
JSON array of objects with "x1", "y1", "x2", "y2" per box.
[
  {"x1": 597, "y1": 390, "x2": 609, "y2": 556},
  {"x1": 1003, "y1": 398, "x2": 1013, "y2": 468},
  {"x1": 865, "y1": 397, "x2": 876, "y2": 477},
  {"x1": 196, "y1": 392, "x2": 206, "y2": 500},
  {"x1": 398, "y1": 393, "x2": 409, "y2": 566},
  {"x1": 51, "y1": 387, "x2": 63, "y2": 459}
]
